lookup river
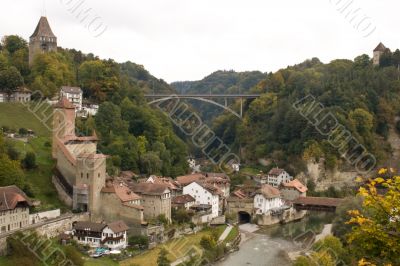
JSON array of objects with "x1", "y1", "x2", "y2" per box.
[{"x1": 216, "y1": 212, "x2": 335, "y2": 266}]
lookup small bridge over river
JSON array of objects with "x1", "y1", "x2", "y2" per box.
[
  {"x1": 292, "y1": 197, "x2": 344, "y2": 212},
  {"x1": 144, "y1": 94, "x2": 261, "y2": 118}
]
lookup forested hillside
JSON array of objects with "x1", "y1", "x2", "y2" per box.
[
  {"x1": 171, "y1": 70, "x2": 266, "y2": 121},
  {"x1": 211, "y1": 54, "x2": 400, "y2": 174},
  {"x1": 0, "y1": 35, "x2": 188, "y2": 178},
  {"x1": 172, "y1": 70, "x2": 266, "y2": 94}
]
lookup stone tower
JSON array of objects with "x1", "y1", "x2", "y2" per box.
[
  {"x1": 29, "y1": 16, "x2": 57, "y2": 66},
  {"x1": 75, "y1": 153, "x2": 107, "y2": 217},
  {"x1": 52, "y1": 98, "x2": 76, "y2": 158},
  {"x1": 373, "y1": 42, "x2": 387, "y2": 66}
]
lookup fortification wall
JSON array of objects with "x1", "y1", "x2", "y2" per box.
[
  {"x1": 52, "y1": 176, "x2": 73, "y2": 207},
  {"x1": 56, "y1": 148, "x2": 76, "y2": 185},
  {"x1": 98, "y1": 193, "x2": 143, "y2": 227}
]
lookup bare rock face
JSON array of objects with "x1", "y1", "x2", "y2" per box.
[{"x1": 297, "y1": 158, "x2": 358, "y2": 191}]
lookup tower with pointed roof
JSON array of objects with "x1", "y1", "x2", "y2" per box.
[
  {"x1": 29, "y1": 16, "x2": 57, "y2": 66},
  {"x1": 373, "y1": 42, "x2": 388, "y2": 66}
]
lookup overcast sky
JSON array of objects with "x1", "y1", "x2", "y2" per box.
[{"x1": 0, "y1": 0, "x2": 399, "y2": 82}]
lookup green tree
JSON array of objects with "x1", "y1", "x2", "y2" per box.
[
  {"x1": 2, "y1": 35, "x2": 27, "y2": 54},
  {"x1": 349, "y1": 108, "x2": 373, "y2": 136},
  {"x1": 128, "y1": 235, "x2": 149, "y2": 249},
  {"x1": 22, "y1": 152, "x2": 37, "y2": 169},
  {"x1": 0, "y1": 154, "x2": 25, "y2": 187},
  {"x1": 0, "y1": 66, "x2": 24, "y2": 92},
  {"x1": 157, "y1": 248, "x2": 171, "y2": 266}
]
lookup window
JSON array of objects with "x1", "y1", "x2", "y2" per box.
[{"x1": 87, "y1": 173, "x2": 89, "y2": 179}]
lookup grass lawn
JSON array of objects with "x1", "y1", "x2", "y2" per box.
[
  {"x1": 121, "y1": 226, "x2": 226, "y2": 266},
  {"x1": 240, "y1": 166, "x2": 264, "y2": 176},
  {"x1": 0, "y1": 102, "x2": 65, "y2": 211},
  {"x1": 8, "y1": 136, "x2": 65, "y2": 211},
  {"x1": 223, "y1": 226, "x2": 239, "y2": 244},
  {"x1": 0, "y1": 256, "x2": 13, "y2": 266},
  {"x1": 0, "y1": 102, "x2": 52, "y2": 137},
  {"x1": 84, "y1": 257, "x2": 119, "y2": 266}
]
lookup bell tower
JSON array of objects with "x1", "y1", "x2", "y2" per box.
[{"x1": 29, "y1": 16, "x2": 57, "y2": 66}]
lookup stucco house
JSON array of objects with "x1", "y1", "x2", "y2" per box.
[
  {"x1": 254, "y1": 184, "x2": 284, "y2": 215},
  {"x1": 266, "y1": 168, "x2": 293, "y2": 187},
  {"x1": 60, "y1": 86, "x2": 83, "y2": 110},
  {"x1": 182, "y1": 182, "x2": 222, "y2": 218},
  {"x1": 146, "y1": 176, "x2": 182, "y2": 197},
  {"x1": 72, "y1": 220, "x2": 129, "y2": 250},
  {"x1": 171, "y1": 194, "x2": 195, "y2": 210}
]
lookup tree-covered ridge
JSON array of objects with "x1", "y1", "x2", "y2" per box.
[
  {"x1": 0, "y1": 35, "x2": 188, "y2": 177},
  {"x1": 171, "y1": 70, "x2": 267, "y2": 94},
  {"x1": 212, "y1": 56, "x2": 400, "y2": 173},
  {"x1": 0, "y1": 35, "x2": 174, "y2": 101}
]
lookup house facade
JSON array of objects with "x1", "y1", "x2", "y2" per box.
[
  {"x1": 146, "y1": 176, "x2": 182, "y2": 197},
  {"x1": 72, "y1": 220, "x2": 129, "y2": 250},
  {"x1": 266, "y1": 168, "x2": 293, "y2": 187},
  {"x1": 254, "y1": 184, "x2": 284, "y2": 215},
  {"x1": 60, "y1": 86, "x2": 83, "y2": 110},
  {"x1": 0, "y1": 88, "x2": 32, "y2": 103},
  {"x1": 171, "y1": 194, "x2": 195, "y2": 210},
  {"x1": 0, "y1": 186, "x2": 31, "y2": 233},
  {"x1": 182, "y1": 182, "x2": 220, "y2": 218}
]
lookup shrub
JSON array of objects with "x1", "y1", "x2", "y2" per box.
[{"x1": 22, "y1": 151, "x2": 37, "y2": 169}]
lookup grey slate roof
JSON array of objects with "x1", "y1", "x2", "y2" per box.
[
  {"x1": 61, "y1": 86, "x2": 82, "y2": 94},
  {"x1": 30, "y1": 17, "x2": 56, "y2": 38}
]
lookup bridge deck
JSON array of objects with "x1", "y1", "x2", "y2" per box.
[
  {"x1": 144, "y1": 94, "x2": 261, "y2": 99},
  {"x1": 292, "y1": 196, "x2": 343, "y2": 212}
]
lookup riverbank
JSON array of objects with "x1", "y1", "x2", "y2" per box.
[{"x1": 216, "y1": 212, "x2": 336, "y2": 266}]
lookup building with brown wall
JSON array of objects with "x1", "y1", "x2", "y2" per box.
[
  {"x1": 130, "y1": 183, "x2": 171, "y2": 222},
  {"x1": 0, "y1": 186, "x2": 31, "y2": 233}
]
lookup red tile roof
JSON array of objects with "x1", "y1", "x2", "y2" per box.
[
  {"x1": 101, "y1": 181, "x2": 141, "y2": 202},
  {"x1": 108, "y1": 220, "x2": 129, "y2": 233},
  {"x1": 172, "y1": 194, "x2": 195, "y2": 205},
  {"x1": 268, "y1": 168, "x2": 285, "y2": 176},
  {"x1": 0, "y1": 186, "x2": 31, "y2": 211},
  {"x1": 257, "y1": 184, "x2": 281, "y2": 199},
  {"x1": 176, "y1": 173, "x2": 205, "y2": 186},
  {"x1": 130, "y1": 183, "x2": 170, "y2": 195},
  {"x1": 282, "y1": 179, "x2": 308, "y2": 193},
  {"x1": 293, "y1": 197, "x2": 343, "y2": 207}
]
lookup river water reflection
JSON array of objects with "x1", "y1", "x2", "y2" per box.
[{"x1": 216, "y1": 212, "x2": 335, "y2": 266}]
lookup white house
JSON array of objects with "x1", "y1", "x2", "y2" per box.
[
  {"x1": 266, "y1": 168, "x2": 293, "y2": 187},
  {"x1": 254, "y1": 184, "x2": 284, "y2": 215},
  {"x1": 72, "y1": 220, "x2": 129, "y2": 250},
  {"x1": 182, "y1": 182, "x2": 221, "y2": 218},
  {"x1": 60, "y1": 86, "x2": 83, "y2": 110}
]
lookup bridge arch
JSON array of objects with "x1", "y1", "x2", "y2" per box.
[
  {"x1": 238, "y1": 211, "x2": 252, "y2": 224},
  {"x1": 147, "y1": 96, "x2": 243, "y2": 118}
]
